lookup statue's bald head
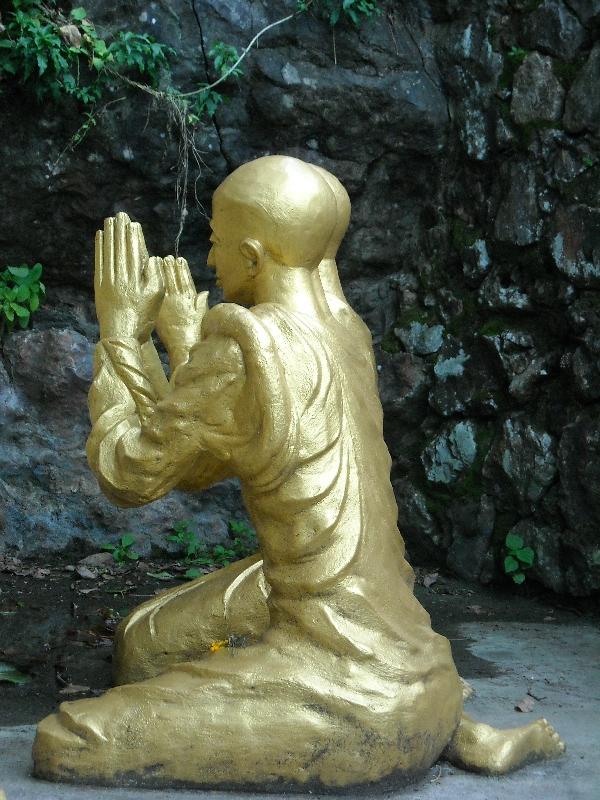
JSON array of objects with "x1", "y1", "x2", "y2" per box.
[
  {"x1": 213, "y1": 155, "x2": 337, "y2": 270},
  {"x1": 309, "y1": 165, "x2": 351, "y2": 259}
]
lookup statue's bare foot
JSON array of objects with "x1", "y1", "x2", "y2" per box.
[{"x1": 444, "y1": 713, "x2": 565, "y2": 775}]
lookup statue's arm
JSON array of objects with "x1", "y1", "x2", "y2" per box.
[{"x1": 86, "y1": 332, "x2": 246, "y2": 507}]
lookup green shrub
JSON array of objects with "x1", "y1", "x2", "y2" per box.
[
  {"x1": 0, "y1": 1, "x2": 174, "y2": 106},
  {"x1": 165, "y1": 519, "x2": 258, "y2": 579},
  {"x1": 102, "y1": 533, "x2": 139, "y2": 564},
  {"x1": 503, "y1": 532, "x2": 534, "y2": 585},
  {"x1": 298, "y1": 0, "x2": 382, "y2": 26},
  {"x1": 0, "y1": 262, "x2": 44, "y2": 337}
]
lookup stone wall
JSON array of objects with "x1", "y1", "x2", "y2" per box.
[{"x1": 0, "y1": 0, "x2": 599, "y2": 594}]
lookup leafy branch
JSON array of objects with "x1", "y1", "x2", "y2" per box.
[{"x1": 0, "y1": 262, "x2": 45, "y2": 338}]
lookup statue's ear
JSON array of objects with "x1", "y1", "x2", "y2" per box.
[{"x1": 239, "y1": 238, "x2": 264, "y2": 276}]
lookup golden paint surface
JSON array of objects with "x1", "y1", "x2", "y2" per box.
[{"x1": 33, "y1": 156, "x2": 564, "y2": 788}]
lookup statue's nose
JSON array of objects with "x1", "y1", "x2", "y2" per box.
[{"x1": 207, "y1": 246, "x2": 216, "y2": 269}]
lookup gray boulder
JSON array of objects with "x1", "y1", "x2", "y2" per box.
[
  {"x1": 511, "y1": 52, "x2": 565, "y2": 125},
  {"x1": 564, "y1": 44, "x2": 600, "y2": 134}
]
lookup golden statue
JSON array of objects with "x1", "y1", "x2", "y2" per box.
[{"x1": 33, "y1": 156, "x2": 564, "y2": 789}]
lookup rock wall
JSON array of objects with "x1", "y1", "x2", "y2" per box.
[{"x1": 0, "y1": 0, "x2": 599, "y2": 594}]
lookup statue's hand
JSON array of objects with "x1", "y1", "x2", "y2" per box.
[
  {"x1": 94, "y1": 212, "x2": 164, "y2": 342},
  {"x1": 156, "y1": 255, "x2": 208, "y2": 368}
]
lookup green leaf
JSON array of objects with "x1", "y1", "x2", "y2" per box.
[
  {"x1": 504, "y1": 555, "x2": 519, "y2": 574},
  {"x1": 120, "y1": 533, "x2": 135, "y2": 547},
  {"x1": 512, "y1": 572, "x2": 526, "y2": 585},
  {"x1": 29, "y1": 293, "x2": 40, "y2": 312},
  {"x1": 184, "y1": 568, "x2": 204, "y2": 580},
  {"x1": 516, "y1": 547, "x2": 534, "y2": 566},
  {"x1": 92, "y1": 56, "x2": 104, "y2": 70},
  {"x1": 0, "y1": 661, "x2": 30, "y2": 684},
  {"x1": 146, "y1": 571, "x2": 174, "y2": 580},
  {"x1": 70, "y1": 7, "x2": 88, "y2": 21},
  {"x1": 15, "y1": 284, "x2": 30, "y2": 302},
  {"x1": 7, "y1": 266, "x2": 29, "y2": 278},
  {"x1": 11, "y1": 302, "x2": 29, "y2": 318},
  {"x1": 505, "y1": 533, "x2": 524, "y2": 551},
  {"x1": 36, "y1": 51, "x2": 47, "y2": 75},
  {"x1": 125, "y1": 550, "x2": 140, "y2": 560}
]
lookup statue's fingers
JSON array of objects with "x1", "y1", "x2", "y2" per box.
[
  {"x1": 195, "y1": 290, "x2": 209, "y2": 313},
  {"x1": 162, "y1": 255, "x2": 177, "y2": 294},
  {"x1": 115, "y1": 212, "x2": 129, "y2": 282},
  {"x1": 175, "y1": 257, "x2": 195, "y2": 294},
  {"x1": 137, "y1": 223, "x2": 149, "y2": 265},
  {"x1": 145, "y1": 256, "x2": 165, "y2": 296},
  {"x1": 95, "y1": 230, "x2": 103, "y2": 289},
  {"x1": 126, "y1": 223, "x2": 143, "y2": 290},
  {"x1": 103, "y1": 217, "x2": 115, "y2": 283}
]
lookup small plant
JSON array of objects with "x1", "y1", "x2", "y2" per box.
[
  {"x1": 298, "y1": 0, "x2": 381, "y2": 26},
  {"x1": 0, "y1": 262, "x2": 45, "y2": 337},
  {"x1": 168, "y1": 519, "x2": 258, "y2": 579},
  {"x1": 503, "y1": 532, "x2": 534, "y2": 585},
  {"x1": 102, "y1": 533, "x2": 139, "y2": 564},
  {"x1": 0, "y1": 2, "x2": 174, "y2": 107},
  {"x1": 167, "y1": 519, "x2": 202, "y2": 561},
  {"x1": 583, "y1": 156, "x2": 594, "y2": 168},
  {"x1": 229, "y1": 520, "x2": 258, "y2": 559},
  {"x1": 506, "y1": 46, "x2": 528, "y2": 65}
]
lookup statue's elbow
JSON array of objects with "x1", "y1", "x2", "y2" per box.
[{"x1": 96, "y1": 475, "x2": 157, "y2": 508}]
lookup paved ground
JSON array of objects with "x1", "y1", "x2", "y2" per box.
[{"x1": 1, "y1": 619, "x2": 598, "y2": 800}]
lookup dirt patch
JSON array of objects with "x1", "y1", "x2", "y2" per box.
[{"x1": 1, "y1": 556, "x2": 598, "y2": 726}]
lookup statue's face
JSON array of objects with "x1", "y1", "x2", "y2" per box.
[{"x1": 207, "y1": 207, "x2": 255, "y2": 305}]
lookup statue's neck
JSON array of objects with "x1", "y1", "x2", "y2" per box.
[
  {"x1": 318, "y1": 259, "x2": 347, "y2": 304},
  {"x1": 254, "y1": 263, "x2": 330, "y2": 319}
]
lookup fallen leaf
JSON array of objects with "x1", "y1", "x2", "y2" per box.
[
  {"x1": 467, "y1": 604, "x2": 485, "y2": 615},
  {"x1": 59, "y1": 23, "x2": 82, "y2": 48},
  {"x1": 59, "y1": 684, "x2": 91, "y2": 696},
  {"x1": 76, "y1": 565, "x2": 97, "y2": 580},
  {"x1": 423, "y1": 572, "x2": 438, "y2": 588},
  {"x1": 0, "y1": 661, "x2": 30, "y2": 685},
  {"x1": 78, "y1": 553, "x2": 114, "y2": 569},
  {"x1": 515, "y1": 695, "x2": 535, "y2": 713},
  {"x1": 33, "y1": 568, "x2": 51, "y2": 579},
  {"x1": 146, "y1": 571, "x2": 175, "y2": 580}
]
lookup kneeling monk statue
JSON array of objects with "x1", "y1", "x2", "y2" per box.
[{"x1": 33, "y1": 156, "x2": 564, "y2": 789}]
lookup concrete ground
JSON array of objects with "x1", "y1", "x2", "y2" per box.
[{"x1": 1, "y1": 619, "x2": 598, "y2": 800}]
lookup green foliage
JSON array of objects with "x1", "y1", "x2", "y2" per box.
[
  {"x1": 208, "y1": 41, "x2": 242, "y2": 79},
  {"x1": 0, "y1": 1, "x2": 174, "y2": 106},
  {"x1": 299, "y1": 0, "x2": 382, "y2": 26},
  {"x1": 450, "y1": 218, "x2": 481, "y2": 251},
  {"x1": 503, "y1": 532, "x2": 535, "y2": 585},
  {"x1": 499, "y1": 45, "x2": 529, "y2": 89},
  {"x1": 102, "y1": 533, "x2": 140, "y2": 564},
  {"x1": 166, "y1": 519, "x2": 258, "y2": 578},
  {"x1": 167, "y1": 519, "x2": 202, "y2": 560},
  {"x1": 182, "y1": 41, "x2": 243, "y2": 125},
  {"x1": 0, "y1": 262, "x2": 44, "y2": 337},
  {"x1": 506, "y1": 46, "x2": 528, "y2": 65},
  {"x1": 229, "y1": 519, "x2": 259, "y2": 559}
]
